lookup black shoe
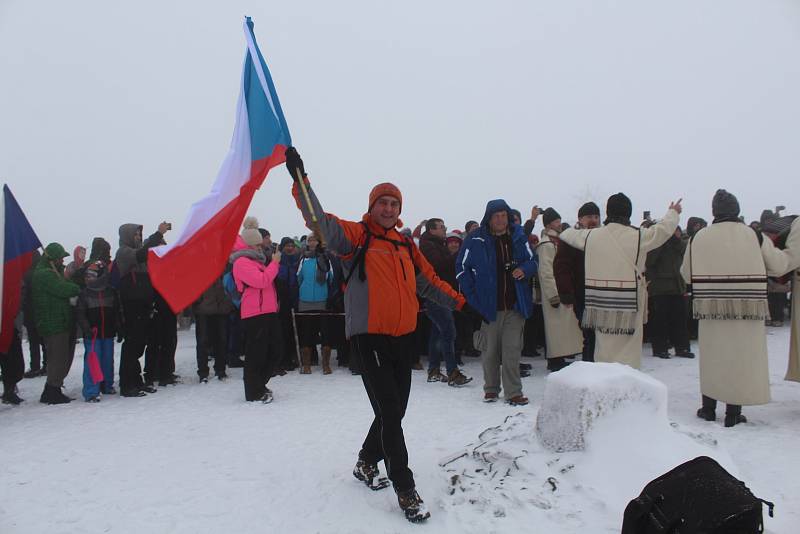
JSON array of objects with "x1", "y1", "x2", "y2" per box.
[
  {"x1": 519, "y1": 368, "x2": 531, "y2": 378},
  {"x1": 696, "y1": 407, "x2": 716, "y2": 421},
  {"x1": 85, "y1": 396, "x2": 101, "y2": 403},
  {"x1": 546, "y1": 358, "x2": 572, "y2": 372},
  {"x1": 675, "y1": 351, "x2": 695, "y2": 359},
  {"x1": 724, "y1": 414, "x2": 747, "y2": 428},
  {"x1": 2, "y1": 390, "x2": 24, "y2": 405},
  {"x1": 23, "y1": 368, "x2": 41, "y2": 379},
  {"x1": 466, "y1": 349, "x2": 482, "y2": 358},
  {"x1": 141, "y1": 384, "x2": 157, "y2": 393},
  {"x1": 121, "y1": 389, "x2": 147, "y2": 397},
  {"x1": 199, "y1": 376, "x2": 209, "y2": 384},
  {"x1": 353, "y1": 459, "x2": 390, "y2": 491},
  {"x1": 40, "y1": 384, "x2": 71, "y2": 405},
  {"x1": 520, "y1": 363, "x2": 532, "y2": 371},
  {"x1": 259, "y1": 390, "x2": 274, "y2": 403},
  {"x1": 396, "y1": 488, "x2": 431, "y2": 523},
  {"x1": 217, "y1": 373, "x2": 228, "y2": 381},
  {"x1": 653, "y1": 352, "x2": 671, "y2": 359}
]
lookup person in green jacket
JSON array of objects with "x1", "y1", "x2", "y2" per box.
[{"x1": 32, "y1": 243, "x2": 81, "y2": 404}]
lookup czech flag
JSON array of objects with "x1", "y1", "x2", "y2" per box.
[
  {"x1": 149, "y1": 16, "x2": 292, "y2": 313},
  {"x1": 0, "y1": 185, "x2": 42, "y2": 353}
]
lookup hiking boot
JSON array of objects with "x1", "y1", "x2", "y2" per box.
[
  {"x1": 396, "y1": 488, "x2": 430, "y2": 523},
  {"x1": 520, "y1": 367, "x2": 531, "y2": 378},
  {"x1": 427, "y1": 368, "x2": 446, "y2": 383},
  {"x1": 217, "y1": 372, "x2": 228, "y2": 381},
  {"x1": 483, "y1": 392, "x2": 498, "y2": 403},
  {"x1": 520, "y1": 363, "x2": 532, "y2": 371},
  {"x1": 447, "y1": 369, "x2": 472, "y2": 387},
  {"x1": 121, "y1": 389, "x2": 147, "y2": 397},
  {"x1": 675, "y1": 350, "x2": 695, "y2": 359},
  {"x1": 696, "y1": 407, "x2": 716, "y2": 421},
  {"x1": 506, "y1": 395, "x2": 529, "y2": 406},
  {"x1": 353, "y1": 459, "x2": 390, "y2": 491},
  {"x1": 653, "y1": 352, "x2": 671, "y2": 359},
  {"x1": 466, "y1": 349, "x2": 482, "y2": 358},
  {"x1": 199, "y1": 376, "x2": 209, "y2": 384}
]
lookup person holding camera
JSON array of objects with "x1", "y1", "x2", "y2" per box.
[
  {"x1": 115, "y1": 221, "x2": 170, "y2": 397},
  {"x1": 296, "y1": 232, "x2": 334, "y2": 374},
  {"x1": 456, "y1": 200, "x2": 539, "y2": 406}
]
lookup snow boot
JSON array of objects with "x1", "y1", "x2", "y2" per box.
[
  {"x1": 724, "y1": 404, "x2": 747, "y2": 428},
  {"x1": 353, "y1": 459, "x2": 390, "y2": 491},
  {"x1": 300, "y1": 347, "x2": 312, "y2": 374},
  {"x1": 322, "y1": 346, "x2": 333, "y2": 375},
  {"x1": 447, "y1": 369, "x2": 472, "y2": 387},
  {"x1": 396, "y1": 487, "x2": 430, "y2": 523},
  {"x1": 506, "y1": 395, "x2": 529, "y2": 406},
  {"x1": 483, "y1": 392, "x2": 498, "y2": 403},
  {"x1": 696, "y1": 395, "x2": 717, "y2": 421}
]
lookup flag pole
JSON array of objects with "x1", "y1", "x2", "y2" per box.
[{"x1": 294, "y1": 167, "x2": 327, "y2": 246}]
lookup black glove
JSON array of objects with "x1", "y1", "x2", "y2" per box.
[
  {"x1": 285, "y1": 147, "x2": 306, "y2": 182},
  {"x1": 460, "y1": 302, "x2": 486, "y2": 324}
]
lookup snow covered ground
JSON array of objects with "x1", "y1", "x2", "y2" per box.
[{"x1": 2, "y1": 326, "x2": 798, "y2": 534}]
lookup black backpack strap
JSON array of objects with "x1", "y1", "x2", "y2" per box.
[{"x1": 344, "y1": 222, "x2": 372, "y2": 285}]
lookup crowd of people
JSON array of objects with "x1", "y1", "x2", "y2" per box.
[{"x1": 1, "y1": 147, "x2": 799, "y2": 522}]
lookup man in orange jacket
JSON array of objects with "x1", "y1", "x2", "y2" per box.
[{"x1": 286, "y1": 147, "x2": 480, "y2": 523}]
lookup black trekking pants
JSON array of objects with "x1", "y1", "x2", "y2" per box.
[
  {"x1": 352, "y1": 333, "x2": 415, "y2": 492},
  {"x1": 1, "y1": 329, "x2": 24, "y2": 392},
  {"x1": 242, "y1": 313, "x2": 282, "y2": 401},
  {"x1": 120, "y1": 300, "x2": 151, "y2": 392},
  {"x1": 196, "y1": 314, "x2": 229, "y2": 378},
  {"x1": 650, "y1": 295, "x2": 690, "y2": 354},
  {"x1": 145, "y1": 301, "x2": 177, "y2": 384}
]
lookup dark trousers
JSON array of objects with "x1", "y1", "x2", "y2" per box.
[
  {"x1": 196, "y1": 314, "x2": 229, "y2": 378},
  {"x1": 145, "y1": 301, "x2": 177, "y2": 384},
  {"x1": 352, "y1": 333, "x2": 415, "y2": 492},
  {"x1": 573, "y1": 302, "x2": 595, "y2": 362},
  {"x1": 24, "y1": 321, "x2": 46, "y2": 371},
  {"x1": 1, "y1": 329, "x2": 24, "y2": 392},
  {"x1": 44, "y1": 331, "x2": 73, "y2": 388},
  {"x1": 768, "y1": 293, "x2": 787, "y2": 323},
  {"x1": 454, "y1": 310, "x2": 477, "y2": 354},
  {"x1": 242, "y1": 313, "x2": 282, "y2": 401},
  {"x1": 298, "y1": 311, "x2": 332, "y2": 348},
  {"x1": 425, "y1": 301, "x2": 457, "y2": 375},
  {"x1": 650, "y1": 295, "x2": 690, "y2": 354},
  {"x1": 278, "y1": 309, "x2": 298, "y2": 369},
  {"x1": 227, "y1": 312, "x2": 243, "y2": 359},
  {"x1": 119, "y1": 300, "x2": 151, "y2": 392}
]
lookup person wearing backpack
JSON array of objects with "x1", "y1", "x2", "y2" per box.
[
  {"x1": 285, "y1": 148, "x2": 482, "y2": 524},
  {"x1": 231, "y1": 226, "x2": 282, "y2": 403},
  {"x1": 76, "y1": 238, "x2": 118, "y2": 402}
]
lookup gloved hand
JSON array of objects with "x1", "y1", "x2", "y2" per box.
[
  {"x1": 285, "y1": 147, "x2": 306, "y2": 182},
  {"x1": 549, "y1": 295, "x2": 561, "y2": 308},
  {"x1": 460, "y1": 301, "x2": 486, "y2": 324}
]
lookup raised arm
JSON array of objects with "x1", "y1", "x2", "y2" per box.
[{"x1": 640, "y1": 202, "x2": 681, "y2": 254}]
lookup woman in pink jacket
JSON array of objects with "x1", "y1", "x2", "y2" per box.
[{"x1": 231, "y1": 226, "x2": 282, "y2": 403}]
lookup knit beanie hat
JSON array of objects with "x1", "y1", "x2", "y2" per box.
[
  {"x1": 712, "y1": 189, "x2": 740, "y2": 219},
  {"x1": 542, "y1": 207, "x2": 561, "y2": 226},
  {"x1": 239, "y1": 215, "x2": 262, "y2": 246},
  {"x1": 578, "y1": 201, "x2": 600, "y2": 218},
  {"x1": 368, "y1": 182, "x2": 402, "y2": 213},
  {"x1": 606, "y1": 193, "x2": 632, "y2": 219}
]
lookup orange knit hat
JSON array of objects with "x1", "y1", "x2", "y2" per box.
[{"x1": 367, "y1": 182, "x2": 403, "y2": 228}]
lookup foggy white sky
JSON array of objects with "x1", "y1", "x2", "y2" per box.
[{"x1": 1, "y1": 0, "x2": 798, "y2": 252}]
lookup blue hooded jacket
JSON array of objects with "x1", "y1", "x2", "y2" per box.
[{"x1": 455, "y1": 199, "x2": 538, "y2": 322}]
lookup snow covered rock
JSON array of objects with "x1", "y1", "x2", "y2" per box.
[{"x1": 535, "y1": 362, "x2": 668, "y2": 452}]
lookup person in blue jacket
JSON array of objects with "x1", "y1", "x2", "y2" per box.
[
  {"x1": 455, "y1": 199, "x2": 538, "y2": 405},
  {"x1": 296, "y1": 233, "x2": 333, "y2": 374}
]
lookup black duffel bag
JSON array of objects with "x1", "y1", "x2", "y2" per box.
[{"x1": 621, "y1": 456, "x2": 774, "y2": 534}]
